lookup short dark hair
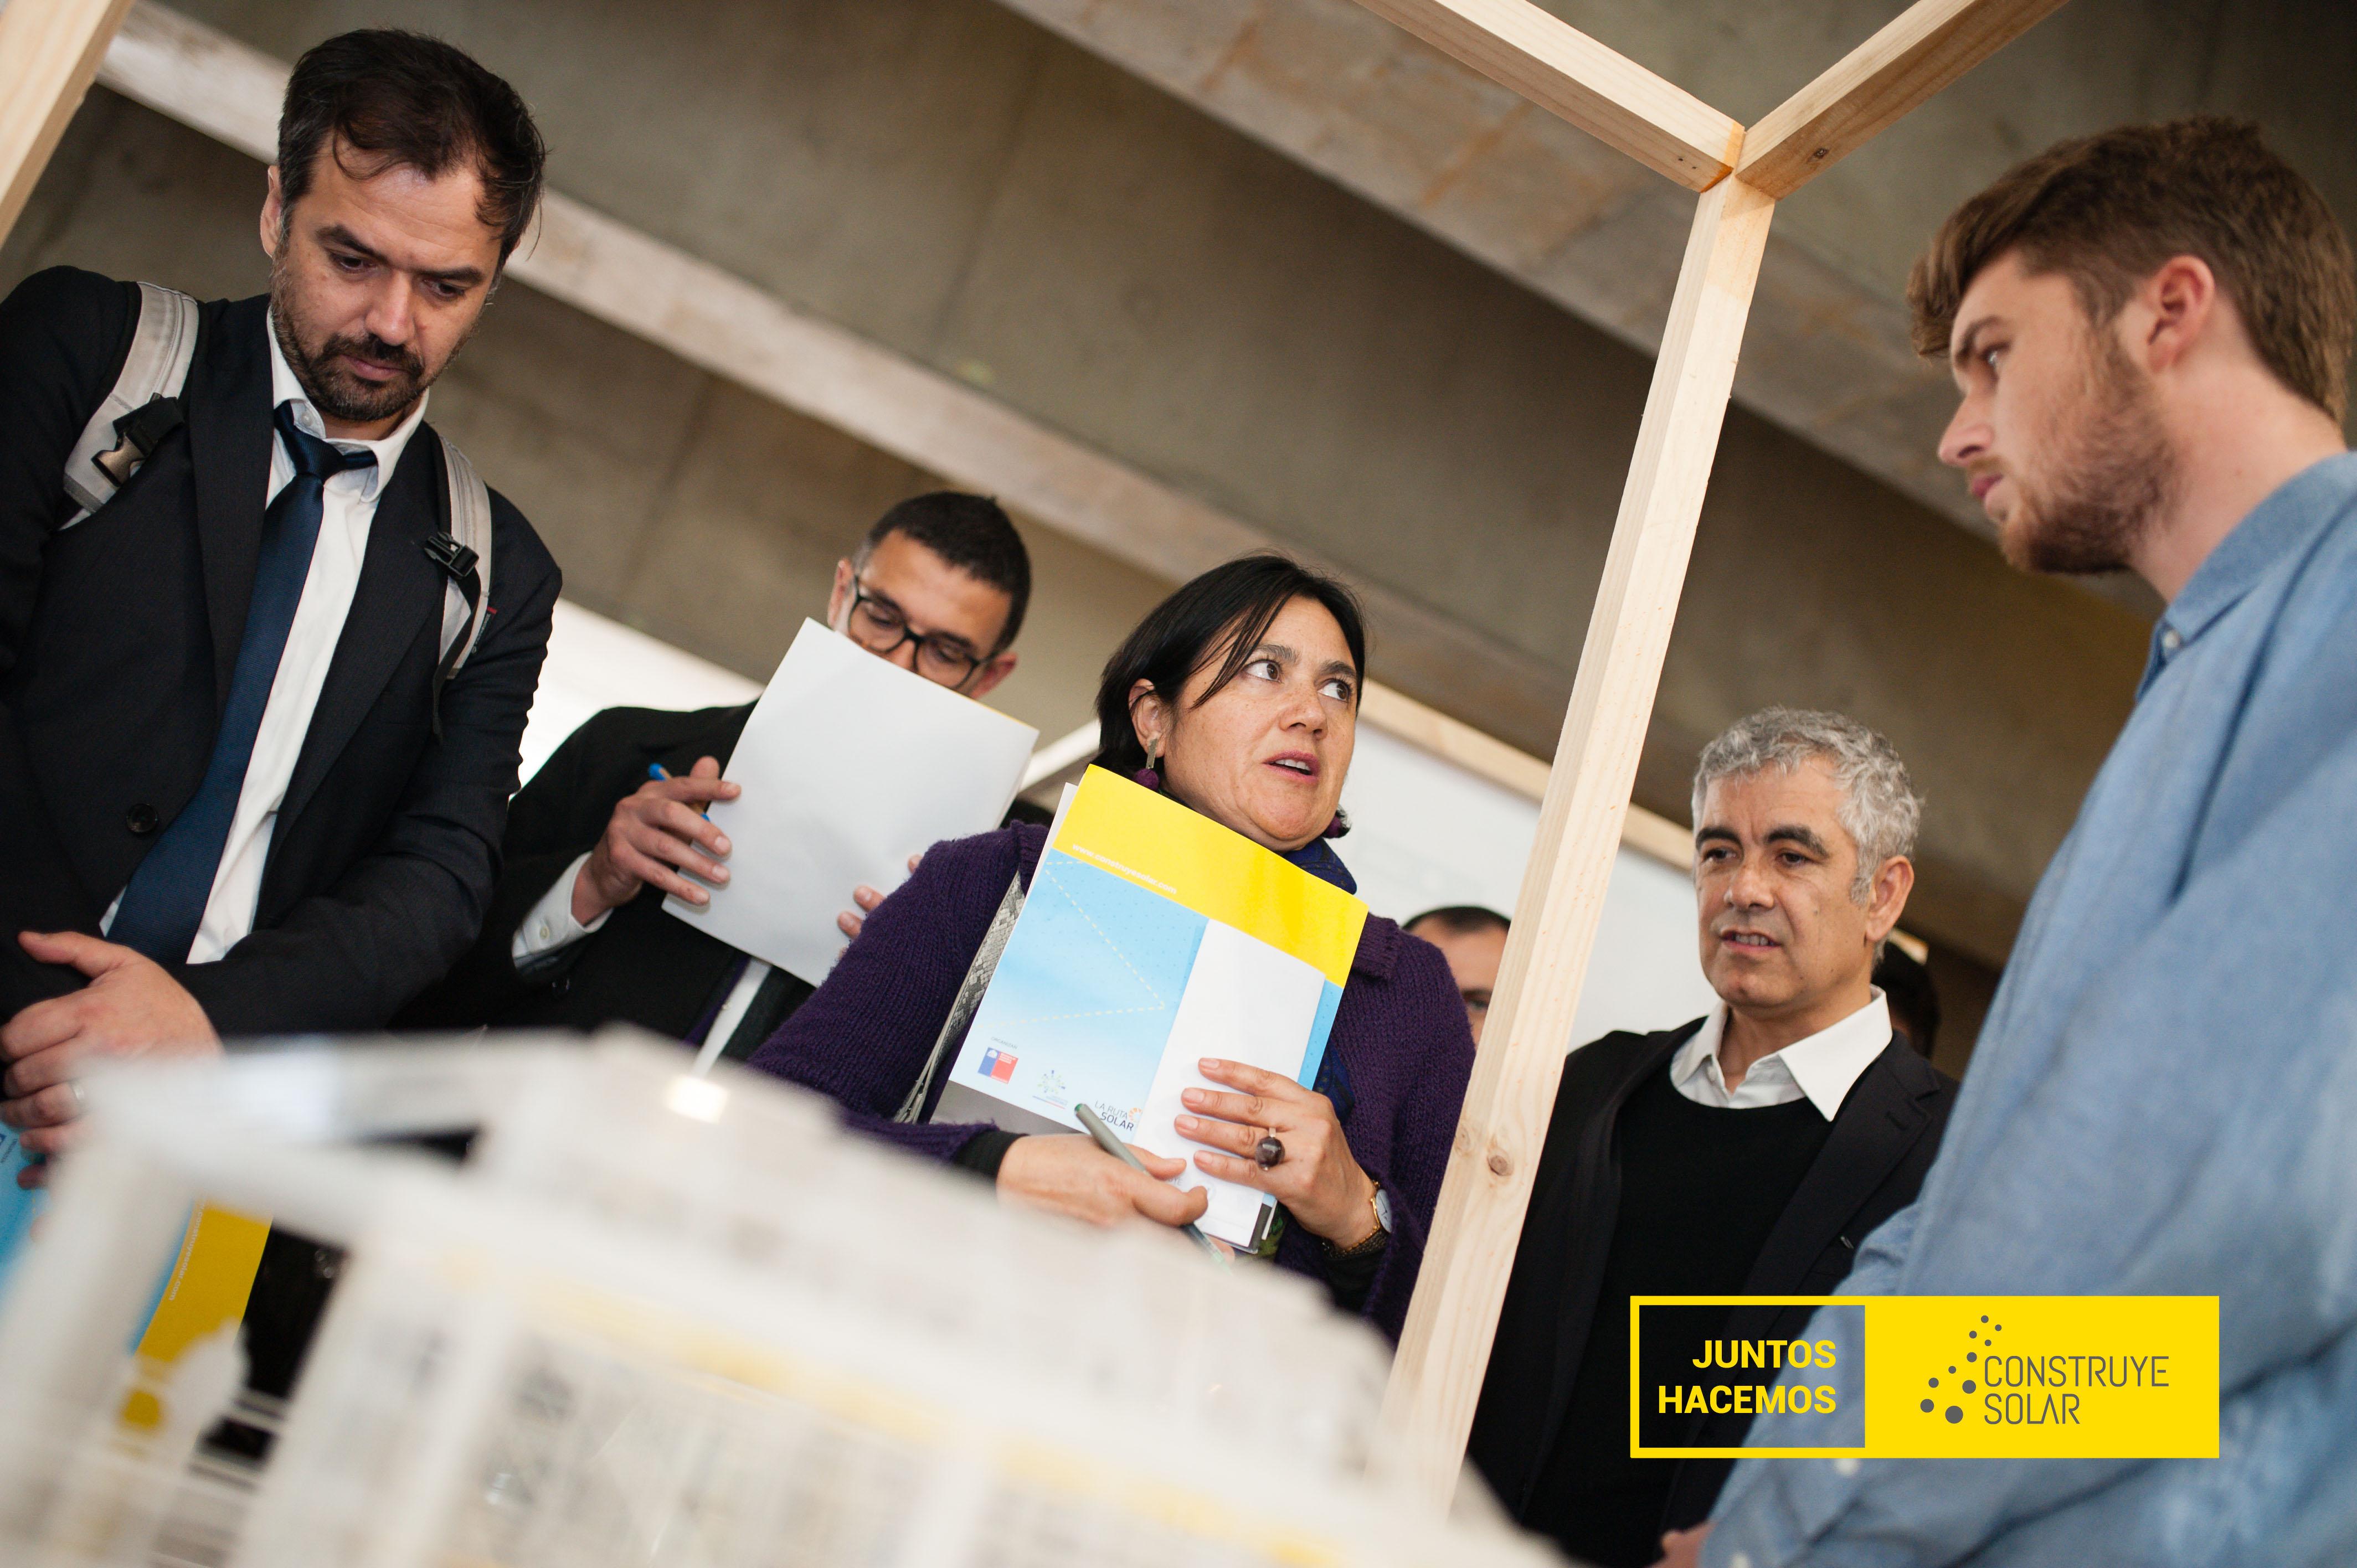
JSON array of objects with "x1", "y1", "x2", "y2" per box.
[
  {"x1": 278, "y1": 30, "x2": 547, "y2": 263},
  {"x1": 1872, "y1": 945, "x2": 1941, "y2": 1060},
  {"x1": 1094, "y1": 555, "x2": 1367, "y2": 776},
  {"x1": 1406, "y1": 905, "x2": 1510, "y2": 939},
  {"x1": 858, "y1": 492, "x2": 1032, "y2": 653},
  {"x1": 1908, "y1": 117, "x2": 2356, "y2": 421}
]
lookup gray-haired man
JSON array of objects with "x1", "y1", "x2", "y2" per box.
[{"x1": 1465, "y1": 709, "x2": 1958, "y2": 1568}]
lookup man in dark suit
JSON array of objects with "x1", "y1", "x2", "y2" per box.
[
  {"x1": 401, "y1": 492, "x2": 1032, "y2": 1059},
  {"x1": 1467, "y1": 709, "x2": 1958, "y2": 1568},
  {"x1": 0, "y1": 30, "x2": 558, "y2": 1168}
]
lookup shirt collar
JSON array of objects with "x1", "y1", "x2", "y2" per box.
[
  {"x1": 1671, "y1": 990, "x2": 1892, "y2": 1119},
  {"x1": 2142, "y1": 452, "x2": 2357, "y2": 696},
  {"x1": 265, "y1": 310, "x2": 429, "y2": 502}
]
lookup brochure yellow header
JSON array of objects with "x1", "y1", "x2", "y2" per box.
[{"x1": 1055, "y1": 768, "x2": 1367, "y2": 987}]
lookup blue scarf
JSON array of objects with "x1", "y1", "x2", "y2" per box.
[{"x1": 1278, "y1": 834, "x2": 1357, "y2": 895}]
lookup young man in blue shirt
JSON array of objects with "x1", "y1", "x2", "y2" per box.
[{"x1": 1672, "y1": 117, "x2": 2356, "y2": 1568}]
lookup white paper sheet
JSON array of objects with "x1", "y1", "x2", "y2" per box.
[
  {"x1": 1139, "y1": 920, "x2": 1328, "y2": 1248},
  {"x1": 663, "y1": 620, "x2": 1038, "y2": 984}
]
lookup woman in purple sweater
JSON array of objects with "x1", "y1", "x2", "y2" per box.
[{"x1": 748, "y1": 556, "x2": 1476, "y2": 1340}]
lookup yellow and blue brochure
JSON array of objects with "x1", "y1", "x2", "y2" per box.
[{"x1": 945, "y1": 767, "x2": 1368, "y2": 1251}]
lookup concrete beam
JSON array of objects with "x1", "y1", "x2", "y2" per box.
[
  {"x1": 985, "y1": 0, "x2": 2098, "y2": 569},
  {"x1": 97, "y1": 0, "x2": 1577, "y2": 752}
]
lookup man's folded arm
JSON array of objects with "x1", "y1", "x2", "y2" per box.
[
  {"x1": 393, "y1": 701, "x2": 635, "y2": 1028},
  {"x1": 0, "y1": 269, "x2": 138, "y2": 1013}
]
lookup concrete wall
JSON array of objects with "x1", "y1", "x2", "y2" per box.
[
  {"x1": 7, "y1": 0, "x2": 2212, "y2": 1005},
  {"x1": 1, "y1": 90, "x2": 1170, "y2": 743}
]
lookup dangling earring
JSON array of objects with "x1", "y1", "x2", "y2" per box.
[
  {"x1": 1321, "y1": 807, "x2": 1351, "y2": 839},
  {"x1": 1134, "y1": 737, "x2": 1161, "y2": 792}
]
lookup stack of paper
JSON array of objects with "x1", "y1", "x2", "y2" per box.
[
  {"x1": 664, "y1": 620, "x2": 1038, "y2": 985},
  {"x1": 939, "y1": 768, "x2": 1368, "y2": 1250}
]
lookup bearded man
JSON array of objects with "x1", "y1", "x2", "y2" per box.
[
  {"x1": 0, "y1": 30, "x2": 559, "y2": 1167},
  {"x1": 1672, "y1": 118, "x2": 2357, "y2": 1568}
]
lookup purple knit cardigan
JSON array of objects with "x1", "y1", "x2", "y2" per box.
[{"x1": 746, "y1": 821, "x2": 1476, "y2": 1341}]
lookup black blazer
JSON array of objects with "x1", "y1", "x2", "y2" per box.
[
  {"x1": 0, "y1": 267, "x2": 560, "y2": 1031},
  {"x1": 398, "y1": 700, "x2": 784, "y2": 1040},
  {"x1": 399, "y1": 699, "x2": 1057, "y2": 1042},
  {"x1": 1467, "y1": 1018, "x2": 1956, "y2": 1534}
]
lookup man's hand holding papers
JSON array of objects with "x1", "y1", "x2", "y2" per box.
[{"x1": 576, "y1": 757, "x2": 740, "y2": 922}]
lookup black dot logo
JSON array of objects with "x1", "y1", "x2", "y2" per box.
[
  {"x1": 1945, "y1": 1406, "x2": 1963, "y2": 1423},
  {"x1": 1962, "y1": 1380, "x2": 1976, "y2": 1393},
  {"x1": 1921, "y1": 1398, "x2": 1934, "y2": 1412}
]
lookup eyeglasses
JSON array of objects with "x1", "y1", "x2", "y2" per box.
[{"x1": 845, "y1": 582, "x2": 991, "y2": 687}]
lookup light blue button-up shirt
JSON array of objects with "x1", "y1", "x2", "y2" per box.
[{"x1": 1705, "y1": 453, "x2": 2357, "y2": 1567}]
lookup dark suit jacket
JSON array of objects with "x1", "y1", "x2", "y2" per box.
[
  {"x1": 399, "y1": 699, "x2": 1057, "y2": 1043},
  {"x1": 0, "y1": 267, "x2": 560, "y2": 1031},
  {"x1": 398, "y1": 700, "x2": 785, "y2": 1040},
  {"x1": 1467, "y1": 1018, "x2": 1957, "y2": 1535}
]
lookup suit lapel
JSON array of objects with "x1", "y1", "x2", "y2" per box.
[
  {"x1": 1526, "y1": 1028, "x2": 1696, "y2": 1486},
  {"x1": 275, "y1": 429, "x2": 444, "y2": 833},
  {"x1": 1739, "y1": 1040, "x2": 1927, "y2": 1295},
  {"x1": 1660, "y1": 1041, "x2": 1928, "y2": 1451},
  {"x1": 181, "y1": 297, "x2": 275, "y2": 714}
]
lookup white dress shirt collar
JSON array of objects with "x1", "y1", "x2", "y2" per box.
[
  {"x1": 265, "y1": 312, "x2": 429, "y2": 501},
  {"x1": 1670, "y1": 989, "x2": 1892, "y2": 1119}
]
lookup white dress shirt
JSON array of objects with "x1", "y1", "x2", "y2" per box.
[
  {"x1": 512, "y1": 851, "x2": 611, "y2": 963},
  {"x1": 105, "y1": 317, "x2": 429, "y2": 963},
  {"x1": 1668, "y1": 989, "x2": 1892, "y2": 1118},
  {"x1": 513, "y1": 852, "x2": 771, "y2": 1070}
]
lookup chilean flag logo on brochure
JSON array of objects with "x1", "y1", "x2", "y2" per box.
[{"x1": 979, "y1": 1047, "x2": 1018, "y2": 1083}]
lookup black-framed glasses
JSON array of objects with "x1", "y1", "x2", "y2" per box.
[{"x1": 845, "y1": 582, "x2": 991, "y2": 687}]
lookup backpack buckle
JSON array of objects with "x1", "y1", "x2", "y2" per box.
[
  {"x1": 421, "y1": 530, "x2": 480, "y2": 581},
  {"x1": 91, "y1": 395, "x2": 184, "y2": 486}
]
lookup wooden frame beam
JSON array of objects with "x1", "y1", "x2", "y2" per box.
[
  {"x1": 0, "y1": 0, "x2": 136, "y2": 242},
  {"x1": 1737, "y1": 0, "x2": 2071, "y2": 197},
  {"x1": 1381, "y1": 171, "x2": 1776, "y2": 1496},
  {"x1": 1345, "y1": 0, "x2": 2056, "y2": 1495},
  {"x1": 1350, "y1": 0, "x2": 1741, "y2": 191}
]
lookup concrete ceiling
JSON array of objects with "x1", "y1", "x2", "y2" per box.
[
  {"x1": 44, "y1": 0, "x2": 2350, "y2": 977},
  {"x1": 995, "y1": 0, "x2": 2356, "y2": 585}
]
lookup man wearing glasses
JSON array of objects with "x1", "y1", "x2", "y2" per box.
[{"x1": 402, "y1": 492, "x2": 1032, "y2": 1055}]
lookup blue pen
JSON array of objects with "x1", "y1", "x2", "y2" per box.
[{"x1": 650, "y1": 762, "x2": 712, "y2": 819}]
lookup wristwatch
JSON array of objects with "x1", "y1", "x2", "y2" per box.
[{"x1": 1324, "y1": 1183, "x2": 1393, "y2": 1260}]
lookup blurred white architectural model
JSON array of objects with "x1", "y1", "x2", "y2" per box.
[{"x1": 0, "y1": 1034, "x2": 1559, "y2": 1568}]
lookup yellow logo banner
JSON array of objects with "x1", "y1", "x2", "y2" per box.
[{"x1": 1630, "y1": 1295, "x2": 2218, "y2": 1459}]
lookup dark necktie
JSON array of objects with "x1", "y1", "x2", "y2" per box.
[{"x1": 110, "y1": 402, "x2": 374, "y2": 963}]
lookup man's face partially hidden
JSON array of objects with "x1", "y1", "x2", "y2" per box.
[
  {"x1": 1937, "y1": 250, "x2": 2179, "y2": 575},
  {"x1": 826, "y1": 532, "x2": 1019, "y2": 698},
  {"x1": 1408, "y1": 919, "x2": 1506, "y2": 1044},
  {"x1": 260, "y1": 141, "x2": 503, "y2": 438}
]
